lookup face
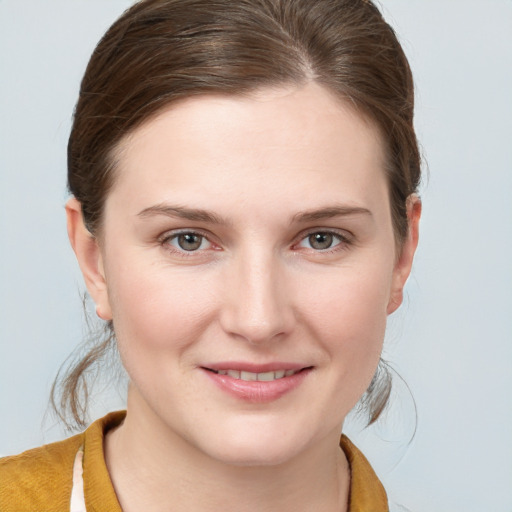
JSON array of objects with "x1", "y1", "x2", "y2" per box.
[{"x1": 69, "y1": 82, "x2": 418, "y2": 466}]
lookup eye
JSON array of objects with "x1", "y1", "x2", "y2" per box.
[
  {"x1": 297, "y1": 231, "x2": 344, "y2": 251},
  {"x1": 167, "y1": 232, "x2": 212, "y2": 252}
]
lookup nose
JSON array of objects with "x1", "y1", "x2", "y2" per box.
[{"x1": 219, "y1": 248, "x2": 295, "y2": 345}]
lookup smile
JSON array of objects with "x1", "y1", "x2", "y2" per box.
[
  {"x1": 202, "y1": 365, "x2": 312, "y2": 402},
  {"x1": 210, "y1": 369, "x2": 299, "y2": 381}
]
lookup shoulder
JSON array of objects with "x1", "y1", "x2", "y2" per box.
[
  {"x1": 340, "y1": 434, "x2": 389, "y2": 512},
  {"x1": 0, "y1": 411, "x2": 126, "y2": 512},
  {"x1": 0, "y1": 432, "x2": 84, "y2": 512}
]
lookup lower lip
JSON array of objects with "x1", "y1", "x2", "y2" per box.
[{"x1": 202, "y1": 368, "x2": 312, "y2": 403}]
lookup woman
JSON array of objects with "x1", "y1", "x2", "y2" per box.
[{"x1": 0, "y1": 0, "x2": 421, "y2": 510}]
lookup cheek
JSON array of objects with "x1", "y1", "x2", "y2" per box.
[
  {"x1": 105, "y1": 260, "x2": 218, "y2": 358},
  {"x1": 299, "y1": 264, "x2": 392, "y2": 389},
  {"x1": 301, "y1": 262, "x2": 392, "y2": 337}
]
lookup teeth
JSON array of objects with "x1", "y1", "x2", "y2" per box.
[
  {"x1": 216, "y1": 369, "x2": 298, "y2": 381},
  {"x1": 257, "y1": 371, "x2": 275, "y2": 382}
]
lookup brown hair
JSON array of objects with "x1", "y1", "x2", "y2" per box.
[{"x1": 54, "y1": 0, "x2": 421, "y2": 429}]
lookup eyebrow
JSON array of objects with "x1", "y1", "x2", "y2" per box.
[
  {"x1": 292, "y1": 205, "x2": 372, "y2": 223},
  {"x1": 138, "y1": 203, "x2": 372, "y2": 225},
  {"x1": 137, "y1": 204, "x2": 228, "y2": 225}
]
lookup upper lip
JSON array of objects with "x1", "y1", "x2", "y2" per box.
[{"x1": 201, "y1": 362, "x2": 311, "y2": 373}]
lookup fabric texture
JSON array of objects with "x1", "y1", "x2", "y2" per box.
[{"x1": 0, "y1": 411, "x2": 388, "y2": 511}]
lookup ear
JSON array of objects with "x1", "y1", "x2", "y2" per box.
[
  {"x1": 387, "y1": 195, "x2": 421, "y2": 315},
  {"x1": 66, "y1": 197, "x2": 112, "y2": 320}
]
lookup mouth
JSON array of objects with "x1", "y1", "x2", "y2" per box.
[
  {"x1": 204, "y1": 368, "x2": 308, "y2": 382},
  {"x1": 201, "y1": 364, "x2": 313, "y2": 402}
]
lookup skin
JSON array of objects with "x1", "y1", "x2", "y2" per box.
[{"x1": 67, "y1": 82, "x2": 420, "y2": 511}]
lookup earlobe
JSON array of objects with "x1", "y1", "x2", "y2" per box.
[
  {"x1": 387, "y1": 195, "x2": 421, "y2": 315},
  {"x1": 65, "y1": 198, "x2": 113, "y2": 321}
]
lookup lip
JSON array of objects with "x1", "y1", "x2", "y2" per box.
[
  {"x1": 200, "y1": 362, "x2": 313, "y2": 403},
  {"x1": 203, "y1": 361, "x2": 307, "y2": 373}
]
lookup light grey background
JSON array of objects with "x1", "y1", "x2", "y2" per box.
[{"x1": 1, "y1": 1, "x2": 511, "y2": 510}]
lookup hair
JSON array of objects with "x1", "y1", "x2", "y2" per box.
[{"x1": 53, "y1": 0, "x2": 421, "y2": 429}]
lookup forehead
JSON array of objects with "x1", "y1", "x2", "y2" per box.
[{"x1": 108, "y1": 82, "x2": 388, "y2": 218}]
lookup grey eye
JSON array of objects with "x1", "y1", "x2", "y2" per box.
[
  {"x1": 308, "y1": 232, "x2": 334, "y2": 250},
  {"x1": 297, "y1": 231, "x2": 346, "y2": 251},
  {"x1": 176, "y1": 233, "x2": 204, "y2": 251}
]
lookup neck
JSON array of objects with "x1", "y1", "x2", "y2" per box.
[{"x1": 105, "y1": 394, "x2": 350, "y2": 512}]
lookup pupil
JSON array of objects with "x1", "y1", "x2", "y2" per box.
[
  {"x1": 178, "y1": 233, "x2": 202, "y2": 251},
  {"x1": 310, "y1": 232, "x2": 333, "y2": 250}
]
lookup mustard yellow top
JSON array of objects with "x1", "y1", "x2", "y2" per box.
[{"x1": 0, "y1": 411, "x2": 388, "y2": 511}]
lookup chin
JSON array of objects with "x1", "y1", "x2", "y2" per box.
[
  {"x1": 194, "y1": 415, "x2": 316, "y2": 467},
  {"x1": 209, "y1": 440, "x2": 300, "y2": 467}
]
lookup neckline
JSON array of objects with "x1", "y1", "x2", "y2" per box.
[{"x1": 76, "y1": 411, "x2": 388, "y2": 511}]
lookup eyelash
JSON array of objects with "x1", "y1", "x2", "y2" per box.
[
  {"x1": 158, "y1": 228, "x2": 352, "y2": 257},
  {"x1": 294, "y1": 229, "x2": 352, "y2": 253},
  {"x1": 158, "y1": 229, "x2": 216, "y2": 258}
]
